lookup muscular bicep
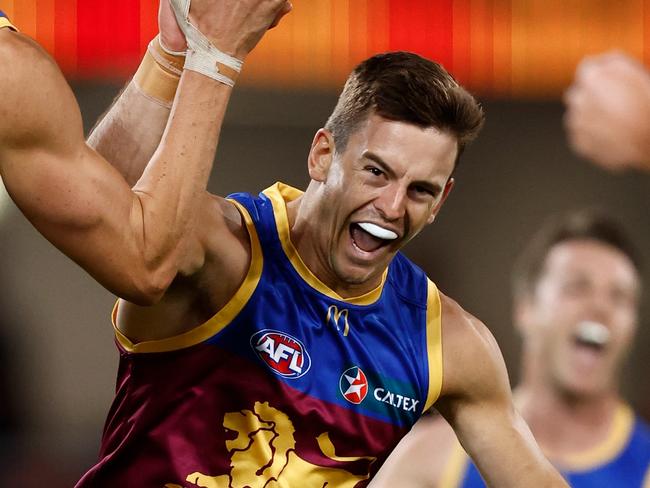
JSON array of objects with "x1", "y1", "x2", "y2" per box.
[
  {"x1": 3, "y1": 141, "x2": 154, "y2": 297},
  {"x1": 0, "y1": 31, "x2": 180, "y2": 302},
  {"x1": 436, "y1": 297, "x2": 566, "y2": 487},
  {"x1": 0, "y1": 32, "x2": 81, "y2": 156}
]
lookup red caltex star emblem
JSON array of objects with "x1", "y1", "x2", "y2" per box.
[{"x1": 339, "y1": 366, "x2": 369, "y2": 404}]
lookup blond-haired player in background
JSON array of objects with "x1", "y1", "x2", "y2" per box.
[{"x1": 372, "y1": 211, "x2": 650, "y2": 487}]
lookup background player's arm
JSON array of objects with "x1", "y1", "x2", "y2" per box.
[
  {"x1": 88, "y1": 0, "x2": 288, "y2": 187},
  {"x1": 436, "y1": 296, "x2": 567, "y2": 488},
  {"x1": 87, "y1": 0, "x2": 186, "y2": 186},
  {"x1": 87, "y1": 83, "x2": 175, "y2": 187},
  {"x1": 369, "y1": 415, "x2": 457, "y2": 487}
]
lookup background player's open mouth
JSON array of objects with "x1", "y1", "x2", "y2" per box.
[{"x1": 572, "y1": 320, "x2": 610, "y2": 353}]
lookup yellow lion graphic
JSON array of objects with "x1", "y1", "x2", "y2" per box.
[{"x1": 165, "y1": 401, "x2": 376, "y2": 488}]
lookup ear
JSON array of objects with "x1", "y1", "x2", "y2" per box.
[
  {"x1": 513, "y1": 295, "x2": 535, "y2": 337},
  {"x1": 308, "y1": 128, "x2": 335, "y2": 182},
  {"x1": 426, "y1": 177, "x2": 455, "y2": 224}
]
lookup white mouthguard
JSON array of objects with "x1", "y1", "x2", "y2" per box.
[
  {"x1": 575, "y1": 320, "x2": 611, "y2": 347},
  {"x1": 358, "y1": 222, "x2": 398, "y2": 240}
]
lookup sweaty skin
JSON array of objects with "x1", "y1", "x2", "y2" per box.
[{"x1": 0, "y1": 3, "x2": 566, "y2": 485}]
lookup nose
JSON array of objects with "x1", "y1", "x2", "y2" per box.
[
  {"x1": 585, "y1": 287, "x2": 614, "y2": 324},
  {"x1": 373, "y1": 183, "x2": 407, "y2": 221}
]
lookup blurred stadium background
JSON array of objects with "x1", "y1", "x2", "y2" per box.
[{"x1": 1, "y1": 0, "x2": 649, "y2": 485}]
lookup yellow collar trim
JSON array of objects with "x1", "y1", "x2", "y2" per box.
[
  {"x1": 263, "y1": 182, "x2": 386, "y2": 306},
  {"x1": 557, "y1": 402, "x2": 634, "y2": 471}
]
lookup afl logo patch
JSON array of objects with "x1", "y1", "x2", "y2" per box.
[
  {"x1": 339, "y1": 366, "x2": 369, "y2": 404},
  {"x1": 250, "y1": 330, "x2": 311, "y2": 379}
]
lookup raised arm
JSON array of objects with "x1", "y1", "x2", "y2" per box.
[
  {"x1": 435, "y1": 296, "x2": 567, "y2": 487},
  {"x1": 87, "y1": 0, "x2": 187, "y2": 186},
  {"x1": 0, "y1": 0, "x2": 291, "y2": 305},
  {"x1": 89, "y1": 0, "x2": 289, "y2": 186}
]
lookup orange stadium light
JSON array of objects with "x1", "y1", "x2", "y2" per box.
[{"x1": 3, "y1": 0, "x2": 650, "y2": 97}]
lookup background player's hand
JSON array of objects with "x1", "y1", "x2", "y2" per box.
[
  {"x1": 564, "y1": 51, "x2": 650, "y2": 172},
  {"x1": 159, "y1": 0, "x2": 187, "y2": 52},
  {"x1": 188, "y1": 0, "x2": 292, "y2": 59}
]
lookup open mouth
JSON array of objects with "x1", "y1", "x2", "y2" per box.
[
  {"x1": 349, "y1": 222, "x2": 398, "y2": 253},
  {"x1": 572, "y1": 320, "x2": 610, "y2": 352}
]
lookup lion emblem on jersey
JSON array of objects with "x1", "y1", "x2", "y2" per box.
[{"x1": 165, "y1": 401, "x2": 376, "y2": 488}]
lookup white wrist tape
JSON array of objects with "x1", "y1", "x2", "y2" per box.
[{"x1": 169, "y1": 0, "x2": 243, "y2": 86}]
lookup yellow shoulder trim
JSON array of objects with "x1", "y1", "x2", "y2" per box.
[
  {"x1": 439, "y1": 439, "x2": 469, "y2": 488},
  {"x1": 0, "y1": 17, "x2": 18, "y2": 31},
  {"x1": 559, "y1": 402, "x2": 634, "y2": 471},
  {"x1": 113, "y1": 199, "x2": 263, "y2": 353},
  {"x1": 423, "y1": 279, "x2": 443, "y2": 411},
  {"x1": 263, "y1": 182, "x2": 386, "y2": 306}
]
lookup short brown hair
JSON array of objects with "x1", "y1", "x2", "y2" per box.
[
  {"x1": 512, "y1": 210, "x2": 642, "y2": 300},
  {"x1": 325, "y1": 51, "x2": 485, "y2": 159}
]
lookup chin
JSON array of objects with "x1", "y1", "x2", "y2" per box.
[
  {"x1": 557, "y1": 376, "x2": 611, "y2": 401},
  {"x1": 332, "y1": 260, "x2": 381, "y2": 288},
  {"x1": 337, "y1": 268, "x2": 375, "y2": 286}
]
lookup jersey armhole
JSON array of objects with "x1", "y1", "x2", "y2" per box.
[
  {"x1": 423, "y1": 278, "x2": 443, "y2": 411},
  {"x1": 112, "y1": 199, "x2": 263, "y2": 353}
]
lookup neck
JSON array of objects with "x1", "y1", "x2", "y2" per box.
[
  {"x1": 515, "y1": 372, "x2": 622, "y2": 462},
  {"x1": 286, "y1": 189, "x2": 383, "y2": 299}
]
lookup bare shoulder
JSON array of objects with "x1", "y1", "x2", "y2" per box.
[
  {"x1": 0, "y1": 30, "x2": 81, "y2": 152},
  {"x1": 439, "y1": 293, "x2": 502, "y2": 367},
  {"x1": 0, "y1": 30, "x2": 65, "y2": 83},
  {"x1": 0, "y1": 29, "x2": 43, "y2": 69},
  {"x1": 438, "y1": 293, "x2": 509, "y2": 402},
  {"x1": 371, "y1": 413, "x2": 458, "y2": 487}
]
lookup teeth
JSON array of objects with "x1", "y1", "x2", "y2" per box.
[
  {"x1": 575, "y1": 321, "x2": 611, "y2": 347},
  {"x1": 358, "y1": 222, "x2": 398, "y2": 240}
]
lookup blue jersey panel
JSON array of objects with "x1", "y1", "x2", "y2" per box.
[
  {"x1": 459, "y1": 416, "x2": 650, "y2": 488},
  {"x1": 210, "y1": 187, "x2": 433, "y2": 428}
]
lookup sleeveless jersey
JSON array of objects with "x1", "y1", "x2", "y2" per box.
[
  {"x1": 77, "y1": 182, "x2": 443, "y2": 488},
  {"x1": 0, "y1": 11, "x2": 18, "y2": 31},
  {"x1": 440, "y1": 403, "x2": 650, "y2": 488}
]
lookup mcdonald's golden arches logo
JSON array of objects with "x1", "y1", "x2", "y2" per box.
[{"x1": 326, "y1": 305, "x2": 350, "y2": 337}]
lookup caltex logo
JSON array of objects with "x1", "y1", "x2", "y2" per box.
[
  {"x1": 339, "y1": 366, "x2": 369, "y2": 404},
  {"x1": 251, "y1": 330, "x2": 311, "y2": 379}
]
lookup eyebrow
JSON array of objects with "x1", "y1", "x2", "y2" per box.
[{"x1": 362, "y1": 150, "x2": 443, "y2": 196}]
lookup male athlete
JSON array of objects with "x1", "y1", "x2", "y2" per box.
[
  {"x1": 0, "y1": 2, "x2": 568, "y2": 486},
  {"x1": 372, "y1": 211, "x2": 650, "y2": 487}
]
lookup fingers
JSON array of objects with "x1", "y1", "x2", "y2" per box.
[
  {"x1": 574, "y1": 51, "x2": 645, "y2": 88},
  {"x1": 269, "y1": 1, "x2": 293, "y2": 29},
  {"x1": 158, "y1": 0, "x2": 187, "y2": 52}
]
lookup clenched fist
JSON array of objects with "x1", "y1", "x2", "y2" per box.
[{"x1": 564, "y1": 51, "x2": 650, "y2": 172}]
